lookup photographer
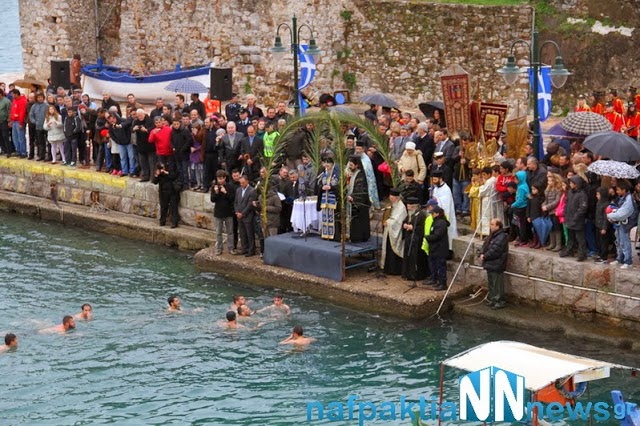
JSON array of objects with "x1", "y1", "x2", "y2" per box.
[
  {"x1": 211, "y1": 170, "x2": 235, "y2": 255},
  {"x1": 152, "y1": 162, "x2": 180, "y2": 228}
]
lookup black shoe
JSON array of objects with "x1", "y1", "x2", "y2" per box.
[
  {"x1": 576, "y1": 256, "x2": 587, "y2": 262},
  {"x1": 433, "y1": 285, "x2": 447, "y2": 291},
  {"x1": 485, "y1": 300, "x2": 495, "y2": 307},
  {"x1": 159, "y1": 222, "x2": 166, "y2": 226},
  {"x1": 559, "y1": 251, "x2": 571, "y2": 258},
  {"x1": 170, "y1": 224, "x2": 177, "y2": 229},
  {"x1": 244, "y1": 252, "x2": 255, "y2": 257},
  {"x1": 491, "y1": 303, "x2": 506, "y2": 310},
  {"x1": 594, "y1": 257, "x2": 607, "y2": 264}
]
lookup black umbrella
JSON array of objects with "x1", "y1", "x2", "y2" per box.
[
  {"x1": 359, "y1": 93, "x2": 399, "y2": 109},
  {"x1": 583, "y1": 131, "x2": 640, "y2": 161}
]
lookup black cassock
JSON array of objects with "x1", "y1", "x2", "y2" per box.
[
  {"x1": 402, "y1": 210, "x2": 430, "y2": 281},
  {"x1": 348, "y1": 170, "x2": 371, "y2": 243}
]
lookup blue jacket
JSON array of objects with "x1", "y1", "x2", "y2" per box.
[{"x1": 511, "y1": 170, "x2": 530, "y2": 209}]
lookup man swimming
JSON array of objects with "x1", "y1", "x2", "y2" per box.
[
  {"x1": 41, "y1": 315, "x2": 76, "y2": 333},
  {"x1": 74, "y1": 303, "x2": 93, "y2": 320},
  {"x1": 167, "y1": 295, "x2": 182, "y2": 312},
  {"x1": 258, "y1": 294, "x2": 291, "y2": 315},
  {"x1": 237, "y1": 305, "x2": 254, "y2": 317},
  {"x1": 229, "y1": 295, "x2": 246, "y2": 312},
  {"x1": 0, "y1": 333, "x2": 17, "y2": 352},
  {"x1": 225, "y1": 311, "x2": 245, "y2": 329},
  {"x1": 279, "y1": 325, "x2": 315, "y2": 345}
]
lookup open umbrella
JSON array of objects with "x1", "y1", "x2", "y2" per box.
[
  {"x1": 587, "y1": 160, "x2": 640, "y2": 179},
  {"x1": 12, "y1": 78, "x2": 48, "y2": 89},
  {"x1": 164, "y1": 78, "x2": 208, "y2": 94},
  {"x1": 560, "y1": 112, "x2": 612, "y2": 135},
  {"x1": 583, "y1": 131, "x2": 640, "y2": 161},
  {"x1": 359, "y1": 93, "x2": 399, "y2": 109},
  {"x1": 532, "y1": 216, "x2": 552, "y2": 246},
  {"x1": 418, "y1": 101, "x2": 446, "y2": 128},
  {"x1": 545, "y1": 122, "x2": 585, "y2": 139}
]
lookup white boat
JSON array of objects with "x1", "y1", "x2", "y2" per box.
[{"x1": 81, "y1": 60, "x2": 211, "y2": 103}]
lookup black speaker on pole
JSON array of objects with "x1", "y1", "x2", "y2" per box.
[
  {"x1": 50, "y1": 60, "x2": 71, "y2": 90},
  {"x1": 210, "y1": 67, "x2": 233, "y2": 101}
]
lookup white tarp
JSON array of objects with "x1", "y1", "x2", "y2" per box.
[{"x1": 442, "y1": 341, "x2": 633, "y2": 392}]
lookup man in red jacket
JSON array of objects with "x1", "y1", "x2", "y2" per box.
[
  {"x1": 148, "y1": 114, "x2": 175, "y2": 167},
  {"x1": 9, "y1": 89, "x2": 27, "y2": 157}
]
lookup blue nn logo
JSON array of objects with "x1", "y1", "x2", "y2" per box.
[{"x1": 459, "y1": 366, "x2": 526, "y2": 422}]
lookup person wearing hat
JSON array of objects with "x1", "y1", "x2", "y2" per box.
[
  {"x1": 399, "y1": 169, "x2": 422, "y2": 205},
  {"x1": 588, "y1": 91, "x2": 604, "y2": 115},
  {"x1": 574, "y1": 95, "x2": 591, "y2": 112},
  {"x1": 623, "y1": 102, "x2": 639, "y2": 139},
  {"x1": 607, "y1": 89, "x2": 624, "y2": 115},
  {"x1": 424, "y1": 206, "x2": 450, "y2": 291},
  {"x1": 397, "y1": 141, "x2": 427, "y2": 185},
  {"x1": 389, "y1": 107, "x2": 401, "y2": 123},
  {"x1": 431, "y1": 151, "x2": 453, "y2": 190},
  {"x1": 401, "y1": 196, "x2": 429, "y2": 283},
  {"x1": 604, "y1": 101, "x2": 625, "y2": 132},
  {"x1": 354, "y1": 139, "x2": 381, "y2": 209},
  {"x1": 346, "y1": 155, "x2": 371, "y2": 243},
  {"x1": 381, "y1": 188, "x2": 407, "y2": 275},
  {"x1": 236, "y1": 108, "x2": 251, "y2": 136},
  {"x1": 430, "y1": 169, "x2": 458, "y2": 250},
  {"x1": 627, "y1": 86, "x2": 640, "y2": 111},
  {"x1": 224, "y1": 93, "x2": 241, "y2": 123}
]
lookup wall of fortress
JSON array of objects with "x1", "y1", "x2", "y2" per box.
[{"x1": 19, "y1": 0, "x2": 533, "y2": 114}]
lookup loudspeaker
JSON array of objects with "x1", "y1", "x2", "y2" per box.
[
  {"x1": 210, "y1": 67, "x2": 233, "y2": 101},
  {"x1": 50, "y1": 60, "x2": 71, "y2": 90}
]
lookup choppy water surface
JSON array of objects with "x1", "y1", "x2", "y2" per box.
[
  {"x1": 0, "y1": 0, "x2": 22, "y2": 73},
  {"x1": 0, "y1": 213, "x2": 637, "y2": 425}
]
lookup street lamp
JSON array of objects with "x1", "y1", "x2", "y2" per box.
[
  {"x1": 270, "y1": 15, "x2": 322, "y2": 117},
  {"x1": 497, "y1": 30, "x2": 571, "y2": 159}
]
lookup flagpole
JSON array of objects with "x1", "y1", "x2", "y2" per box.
[
  {"x1": 531, "y1": 30, "x2": 541, "y2": 160},
  {"x1": 292, "y1": 15, "x2": 300, "y2": 118}
]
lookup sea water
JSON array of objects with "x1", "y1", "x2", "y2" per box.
[
  {"x1": 0, "y1": 212, "x2": 636, "y2": 425},
  {"x1": 0, "y1": 0, "x2": 22, "y2": 74}
]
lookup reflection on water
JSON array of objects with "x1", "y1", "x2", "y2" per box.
[
  {"x1": 0, "y1": 213, "x2": 637, "y2": 424},
  {"x1": 0, "y1": 0, "x2": 22, "y2": 73}
]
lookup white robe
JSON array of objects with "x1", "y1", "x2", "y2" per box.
[
  {"x1": 432, "y1": 183, "x2": 458, "y2": 248},
  {"x1": 478, "y1": 176, "x2": 504, "y2": 236},
  {"x1": 380, "y1": 200, "x2": 407, "y2": 268}
]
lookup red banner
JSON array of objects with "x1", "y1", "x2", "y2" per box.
[{"x1": 440, "y1": 65, "x2": 471, "y2": 135}]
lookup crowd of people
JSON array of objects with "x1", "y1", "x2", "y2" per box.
[{"x1": 2, "y1": 77, "x2": 640, "y2": 307}]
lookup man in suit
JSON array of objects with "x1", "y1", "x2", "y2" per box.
[
  {"x1": 433, "y1": 129, "x2": 455, "y2": 167},
  {"x1": 234, "y1": 175, "x2": 258, "y2": 257},
  {"x1": 240, "y1": 125, "x2": 263, "y2": 182},
  {"x1": 221, "y1": 121, "x2": 243, "y2": 172}
]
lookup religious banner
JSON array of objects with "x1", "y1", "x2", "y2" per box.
[
  {"x1": 440, "y1": 65, "x2": 471, "y2": 135},
  {"x1": 505, "y1": 115, "x2": 530, "y2": 160},
  {"x1": 470, "y1": 101, "x2": 509, "y2": 143}
]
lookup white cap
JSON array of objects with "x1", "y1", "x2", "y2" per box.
[
  {"x1": 434, "y1": 151, "x2": 444, "y2": 158},
  {"x1": 405, "y1": 142, "x2": 416, "y2": 150}
]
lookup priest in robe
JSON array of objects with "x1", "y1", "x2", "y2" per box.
[
  {"x1": 346, "y1": 155, "x2": 371, "y2": 243},
  {"x1": 355, "y1": 140, "x2": 381, "y2": 209},
  {"x1": 401, "y1": 197, "x2": 429, "y2": 283},
  {"x1": 381, "y1": 188, "x2": 407, "y2": 275},
  {"x1": 430, "y1": 169, "x2": 458, "y2": 250},
  {"x1": 478, "y1": 166, "x2": 504, "y2": 236}
]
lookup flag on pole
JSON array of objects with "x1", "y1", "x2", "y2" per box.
[
  {"x1": 528, "y1": 65, "x2": 552, "y2": 122},
  {"x1": 298, "y1": 44, "x2": 316, "y2": 115}
]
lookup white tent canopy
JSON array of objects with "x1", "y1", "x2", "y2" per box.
[{"x1": 442, "y1": 341, "x2": 635, "y2": 392}]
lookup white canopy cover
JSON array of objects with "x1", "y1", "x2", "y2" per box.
[{"x1": 442, "y1": 341, "x2": 635, "y2": 392}]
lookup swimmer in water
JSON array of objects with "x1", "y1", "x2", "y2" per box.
[
  {"x1": 225, "y1": 310, "x2": 245, "y2": 329},
  {"x1": 41, "y1": 315, "x2": 76, "y2": 333},
  {"x1": 74, "y1": 303, "x2": 93, "y2": 320},
  {"x1": 279, "y1": 325, "x2": 315, "y2": 345},
  {"x1": 237, "y1": 304, "x2": 255, "y2": 317},
  {"x1": 0, "y1": 333, "x2": 18, "y2": 352},
  {"x1": 229, "y1": 295, "x2": 246, "y2": 312},
  {"x1": 257, "y1": 294, "x2": 291, "y2": 315},
  {"x1": 167, "y1": 295, "x2": 182, "y2": 312}
]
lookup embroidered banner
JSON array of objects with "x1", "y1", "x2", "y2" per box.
[{"x1": 440, "y1": 65, "x2": 471, "y2": 135}]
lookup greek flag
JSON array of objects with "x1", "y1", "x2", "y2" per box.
[
  {"x1": 528, "y1": 66, "x2": 552, "y2": 122},
  {"x1": 298, "y1": 44, "x2": 316, "y2": 115}
]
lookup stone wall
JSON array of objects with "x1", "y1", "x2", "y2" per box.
[
  {"x1": 0, "y1": 158, "x2": 214, "y2": 230},
  {"x1": 19, "y1": 0, "x2": 533, "y2": 115},
  {"x1": 452, "y1": 236, "x2": 640, "y2": 332}
]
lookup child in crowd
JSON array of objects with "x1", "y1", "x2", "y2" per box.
[
  {"x1": 526, "y1": 185, "x2": 545, "y2": 249},
  {"x1": 560, "y1": 176, "x2": 588, "y2": 262},
  {"x1": 466, "y1": 169, "x2": 482, "y2": 231},
  {"x1": 63, "y1": 107, "x2": 82, "y2": 166},
  {"x1": 43, "y1": 105, "x2": 66, "y2": 164},
  {"x1": 542, "y1": 173, "x2": 563, "y2": 251},
  {"x1": 594, "y1": 187, "x2": 612, "y2": 263},
  {"x1": 555, "y1": 179, "x2": 569, "y2": 253},
  {"x1": 495, "y1": 161, "x2": 515, "y2": 205},
  {"x1": 511, "y1": 170, "x2": 530, "y2": 247}
]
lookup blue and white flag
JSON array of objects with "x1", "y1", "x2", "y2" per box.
[
  {"x1": 528, "y1": 66, "x2": 552, "y2": 122},
  {"x1": 298, "y1": 44, "x2": 316, "y2": 115}
]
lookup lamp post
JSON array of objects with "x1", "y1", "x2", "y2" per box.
[
  {"x1": 497, "y1": 30, "x2": 571, "y2": 159},
  {"x1": 270, "y1": 15, "x2": 322, "y2": 117}
]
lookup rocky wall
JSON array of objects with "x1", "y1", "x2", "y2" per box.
[
  {"x1": 19, "y1": 0, "x2": 533, "y2": 115},
  {"x1": 452, "y1": 236, "x2": 640, "y2": 331}
]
